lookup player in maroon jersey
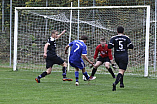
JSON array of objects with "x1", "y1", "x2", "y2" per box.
[{"x1": 90, "y1": 37, "x2": 116, "y2": 79}]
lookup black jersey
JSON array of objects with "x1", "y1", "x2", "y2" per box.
[
  {"x1": 47, "y1": 37, "x2": 57, "y2": 56},
  {"x1": 108, "y1": 34, "x2": 133, "y2": 55}
]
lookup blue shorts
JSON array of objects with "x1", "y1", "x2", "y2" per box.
[{"x1": 69, "y1": 60, "x2": 85, "y2": 69}]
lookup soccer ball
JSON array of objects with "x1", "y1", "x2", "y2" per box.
[{"x1": 82, "y1": 74, "x2": 90, "y2": 81}]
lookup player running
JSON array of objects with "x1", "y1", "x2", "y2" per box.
[
  {"x1": 90, "y1": 37, "x2": 116, "y2": 79},
  {"x1": 65, "y1": 35, "x2": 95, "y2": 86},
  {"x1": 108, "y1": 26, "x2": 133, "y2": 91},
  {"x1": 35, "y1": 30, "x2": 72, "y2": 83}
]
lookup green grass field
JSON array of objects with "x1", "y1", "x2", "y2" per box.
[{"x1": 0, "y1": 67, "x2": 157, "y2": 104}]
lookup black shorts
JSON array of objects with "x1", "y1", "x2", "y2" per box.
[
  {"x1": 46, "y1": 55, "x2": 64, "y2": 69},
  {"x1": 97, "y1": 56, "x2": 110, "y2": 64},
  {"x1": 114, "y1": 54, "x2": 128, "y2": 70}
]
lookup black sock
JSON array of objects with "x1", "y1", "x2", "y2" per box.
[
  {"x1": 62, "y1": 67, "x2": 67, "y2": 78},
  {"x1": 108, "y1": 68, "x2": 115, "y2": 78},
  {"x1": 38, "y1": 71, "x2": 47, "y2": 79},
  {"x1": 120, "y1": 74, "x2": 124, "y2": 84},
  {"x1": 114, "y1": 73, "x2": 123, "y2": 85},
  {"x1": 91, "y1": 68, "x2": 97, "y2": 76}
]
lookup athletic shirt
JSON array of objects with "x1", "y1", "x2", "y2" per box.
[
  {"x1": 108, "y1": 34, "x2": 133, "y2": 55},
  {"x1": 47, "y1": 37, "x2": 57, "y2": 56},
  {"x1": 69, "y1": 40, "x2": 87, "y2": 62},
  {"x1": 93, "y1": 44, "x2": 113, "y2": 60}
]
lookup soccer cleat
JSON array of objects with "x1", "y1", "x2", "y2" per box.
[
  {"x1": 35, "y1": 77, "x2": 40, "y2": 83},
  {"x1": 63, "y1": 78, "x2": 73, "y2": 81},
  {"x1": 75, "y1": 82, "x2": 79, "y2": 86},
  {"x1": 112, "y1": 83, "x2": 116, "y2": 91},
  {"x1": 120, "y1": 84, "x2": 124, "y2": 88},
  {"x1": 88, "y1": 76, "x2": 96, "y2": 81}
]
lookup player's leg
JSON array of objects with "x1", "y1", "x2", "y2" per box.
[
  {"x1": 113, "y1": 68, "x2": 126, "y2": 91},
  {"x1": 61, "y1": 62, "x2": 67, "y2": 78},
  {"x1": 90, "y1": 61, "x2": 102, "y2": 77},
  {"x1": 120, "y1": 73, "x2": 124, "y2": 88},
  {"x1": 75, "y1": 68, "x2": 79, "y2": 86},
  {"x1": 54, "y1": 56, "x2": 72, "y2": 81},
  {"x1": 105, "y1": 62, "x2": 115, "y2": 78},
  {"x1": 60, "y1": 62, "x2": 72, "y2": 81},
  {"x1": 35, "y1": 57, "x2": 53, "y2": 83},
  {"x1": 112, "y1": 56, "x2": 127, "y2": 91},
  {"x1": 81, "y1": 68, "x2": 90, "y2": 80},
  {"x1": 35, "y1": 67, "x2": 52, "y2": 83}
]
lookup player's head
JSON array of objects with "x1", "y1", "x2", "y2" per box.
[
  {"x1": 100, "y1": 37, "x2": 106, "y2": 47},
  {"x1": 51, "y1": 30, "x2": 58, "y2": 38},
  {"x1": 117, "y1": 26, "x2": 124, "y2": 34},
  {"x1": 80, "y1": 35, "x2": 88, "y2": 43}
]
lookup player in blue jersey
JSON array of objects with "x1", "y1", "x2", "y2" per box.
[
  {"x1": 108, "y1": 26, "x2": 133, "y2": 91},
  {"x1": 35, "y1": 30, "x2": 72, "y2": 83},
  {"x1": 65, "y1": 35, "x2": 95, "y2": 86}
]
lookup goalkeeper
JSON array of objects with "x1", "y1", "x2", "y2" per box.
[
  {"x1": 90, "y1": 37, "x2": 116, "y2": 79},
  {"x1": 35, "y1": 30, "x2": 72, "y2": 83}
]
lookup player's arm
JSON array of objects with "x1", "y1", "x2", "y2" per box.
[
  {"x1": 82, "y1": 45, "x2": 93, "y2": 65},
  {"x1": 43, "y1": 43, "x2": 49, "y2": 59},
  {"x1": 127, "y1": 37, "x2": 133, "y2": 49},
  {"x1": 108, "y1": 48, "x2": 116, "y2": 70},
  {"x1": 93, "y1": 46, "x2": 99, "y2": 63},
  {"x1": 108, "y1": 38, "x2": 114, "y2": 49},
  {"x1": 128, "y1": 43, "x2": 133, "y2": 49},
  {"x1": 65, "y1": 41, "x2": 73, "y2": 54},
  {"x1": 56, "y1": 30, "x2": 66, "y2": 39},
  {"x1": 65, "y1": 45, "x2": 69, "y2": 54},
  {"x1": 82, "y1": 55, "x2": 93, "y2": 65}
]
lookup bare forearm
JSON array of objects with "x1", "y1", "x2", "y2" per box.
[
  {"x1": 82, "y1": 55, "x2": 92, "y2": 64},
  {"x1": 57, "y1": 30, "x2": 66, "y2": 39},
  {"x1": 65, "y1": 45, "x2": 69, "y2": 54}
]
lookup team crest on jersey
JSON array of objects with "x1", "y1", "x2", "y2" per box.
[{"x1": 100, "y1": 51, "x2": 107, "y2": 55}]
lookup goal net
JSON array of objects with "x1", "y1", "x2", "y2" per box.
[{"x1": 13, "y1": 6, "x2": 150, "y2": 76}]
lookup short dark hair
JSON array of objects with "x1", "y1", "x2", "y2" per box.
[
  {"x1": 51, "y1": 30, "x2": 58, "y2": 34},
  {"x1": 117, "y1": 26, "x2": 124, "y2": 33},
  {"x1": 100, "y1": 37, "x2": 105, "y2": 41},
  {"x1": 80, "y1": 35, "x2": 88, "y2": 40}
]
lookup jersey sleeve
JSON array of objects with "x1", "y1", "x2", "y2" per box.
[
  {"x1": 127, "y1": 37, "x2": 133, "y2": 49},
  {"x1": 82, "y1": 45, "x2": 87, "y2": 55},
  {"x1": 47, "y1": 38, "x2": 51, "y2": 45},
  {"x1": 93, "y1": 45, "x2": 99, "y2": 59},
  {"x1": 69, "y1": 41, "x2": 74, "y2": 47},
  {"x1": 108, "y1": 37, "x2": 114, "y2": 49}
]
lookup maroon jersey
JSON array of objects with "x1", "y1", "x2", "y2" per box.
[{"x1": 94, "y1": 44, "x2": 113, "y2": 60}]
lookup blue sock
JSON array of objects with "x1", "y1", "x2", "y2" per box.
[
  {"x1": 83, "y1": 71, "x2": 89, "y2": 80},
  {"x1": 75, "y1": 71, "x2": 79, "y2": 82}
]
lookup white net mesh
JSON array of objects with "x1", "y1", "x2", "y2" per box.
[{"x1": 15, "y1": 7, "x2": 149, "y2": 74}]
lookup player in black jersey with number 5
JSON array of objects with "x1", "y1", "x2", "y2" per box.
[
  {"x1": 108, "y1": 26, "x2": 133, "y2": 91},
  {"x1": 35, "y1": 30, "x2": 72, "y2": 83}
]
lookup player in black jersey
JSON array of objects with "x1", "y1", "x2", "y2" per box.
[
  {"x1": 108, "y1": 26, "x2": 133, "y2": 91},
  {"x1": 35, "y1": 30, "x2": 72, "y2": 83}
]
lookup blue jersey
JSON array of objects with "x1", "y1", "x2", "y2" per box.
[{"x1": 69, "y1": 40, "x2": 87, "y2": 62}]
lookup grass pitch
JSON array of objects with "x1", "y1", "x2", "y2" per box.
[{"x1": 0, "y1": 67, "x2": 157, "y2": 104}]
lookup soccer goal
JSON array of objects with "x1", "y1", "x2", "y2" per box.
[{"x1": 13, "y1": 6, "x2": 150, "y2": 77}]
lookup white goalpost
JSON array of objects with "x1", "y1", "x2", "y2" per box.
[{"x1": 13, "y1": 6, "x2": 150, "y2": 77}]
